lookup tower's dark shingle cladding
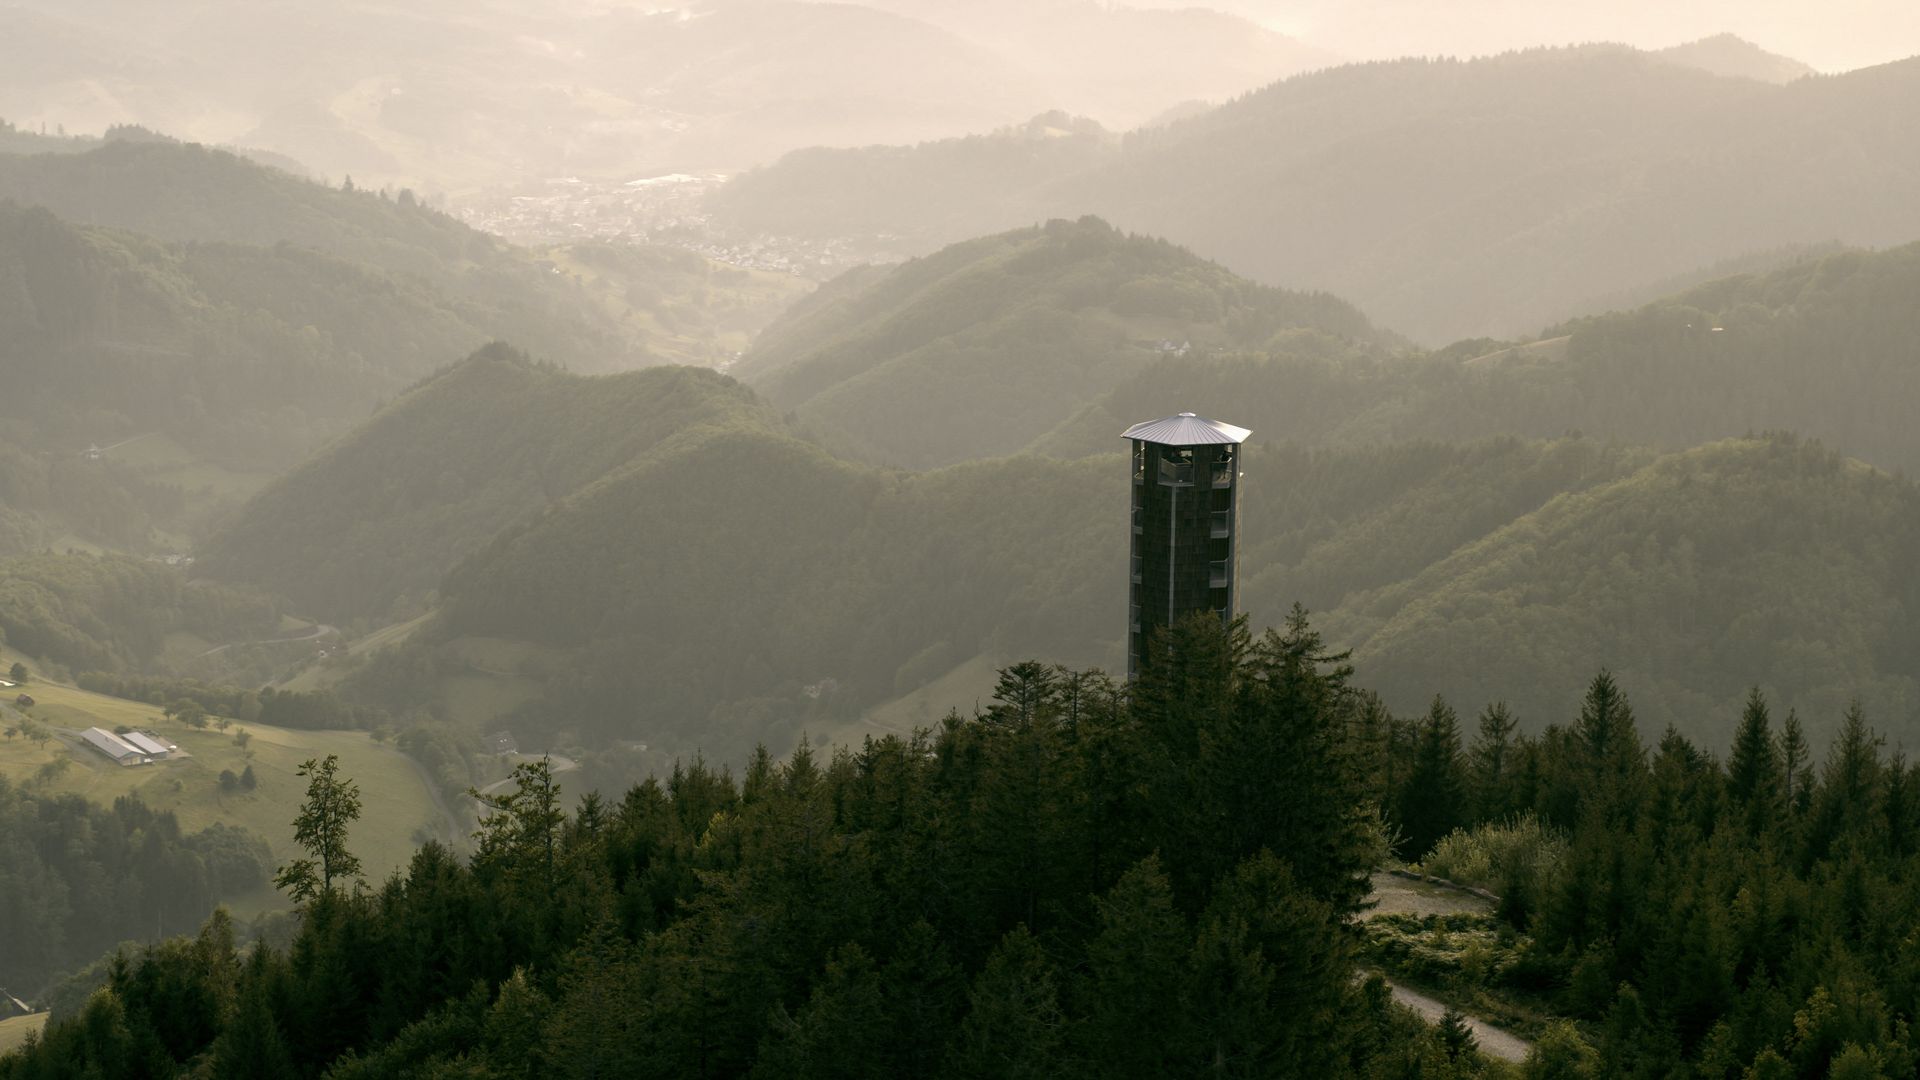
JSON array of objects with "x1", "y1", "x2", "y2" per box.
[{"x1": 1124, "y1": 412, "x2": 1250, "y2": 678}]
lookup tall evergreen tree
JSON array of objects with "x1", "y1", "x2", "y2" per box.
[
  {"x1": 1779, "y1": 709, "x2": 1812, "y2": 815},
  {"x1": 1727, "y1": 688, "x2": 1785, "y2": 837},
  {"x1": 947, "y1": 926, "x2": 1066, "y2": 1080},
  {"x1": 1470, "y1": 701, "x2": 1520, "y2": 823},
  {"x1": 1396, "y1": 696, "x2": 1469, "y2": 858}
]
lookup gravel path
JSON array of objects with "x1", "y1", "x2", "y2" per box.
[
  {"x1": 1383, "y1": 979, "x2": 1532, "y2": 1063},
  {"x1": 1363, "y1": 871, "x2": 1533, "y2": 1065}
]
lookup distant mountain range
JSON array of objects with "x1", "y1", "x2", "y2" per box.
[
  {"x1": 0, "y1": 0, "x2": 1339, "y2": 191},
  {"x1": 712, "y1": 44, "x2": 1920, "y2": 343}
]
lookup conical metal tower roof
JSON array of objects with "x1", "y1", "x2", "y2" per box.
[{"x1": 1119, "y1": 411, "x2": 1251, "y2": 446}]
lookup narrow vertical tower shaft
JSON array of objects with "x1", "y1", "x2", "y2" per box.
[{"x1": 1123, "y1": 411, "x2": 1251, "y2": 679}]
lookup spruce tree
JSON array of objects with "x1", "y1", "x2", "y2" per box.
[
  {"x1": 1727, "y1": 688, "x2": 1784, "y2": 836},
  {"x1": 1470, "y1": 701, "x2": 1520, "y2": 822},
  {"x1": 1779, "y1": 709, "x2": 1811, "y2": 815},
  {"x1": 1396, "y1": 696, "x2": 1468, "y2": 859}
]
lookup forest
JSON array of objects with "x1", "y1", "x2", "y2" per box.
[
  {"x1": 0, "y1": 780, "x2": 273, "y2": 1000},
  {"x1": 8, "y1": 614, "x2": 1920, "y2": 1077},
  {"x1": 0, "y1": 552, "x2": 281, "y2": 675}
]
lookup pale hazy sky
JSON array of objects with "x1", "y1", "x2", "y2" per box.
[{"x1": 1128, "y1": 0, "x2": 1920, "y2": 74}]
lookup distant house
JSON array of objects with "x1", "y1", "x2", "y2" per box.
[
  {"x1": 80, "y1": 727, "x2": 149, "y2": 766},
  {"x1": 121, "y1": 731, "x2": 173, "y2": 759},
  {"x1": 485, "y1": 730, "x2": 519, "y2": 755}
]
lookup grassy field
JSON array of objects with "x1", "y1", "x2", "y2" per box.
[
  {"x1": 0, "y1": 1014, "x2": 47, "y2": 1056},
  {"x1": 0, "y1": 649, "x2": 449, "y2": 893}
]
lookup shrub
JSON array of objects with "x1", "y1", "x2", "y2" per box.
[{"x1": 1418, "y1": 812, "x2": 1569, "y2": 901}]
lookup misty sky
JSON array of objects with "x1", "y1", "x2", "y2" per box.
[{"x1": 1134, "y1": 0, "x2": 1920, "y2": 73}]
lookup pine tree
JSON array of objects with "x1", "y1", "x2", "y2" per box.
[
  {"x1": 1779, "y1": 709, "x2": 1811, "y2": 815},
  {"x1": 1727, "y1": 688, "x2": 1784, "y2": 836},
  {"x1": 1396, "y1": 696, "x2": 1468, "y2": 858},
  {"x1": 1078, "y1": 855, "x2": 1189, "y2": 1077},
  {"x1": 210, "y1": 949, "x2": 296, "y2": 1079},
  {"x1": 947, "y1": 926, "x2": 1066, "y2": 1080},
  {"x1": 1571, "y1": 671, "x2": 1645, "y2": 828},
  {"x1": 1437, "y1": 1008, "x2": 1478, "y2": 1061},
  {"x1": 751, "y1": 945, "x2": 893, "y2": 1080},
  {"x1": 471, "y1": 756, "x2": 567, "y2": 900},
  {"x1": 1470, "y1": 701, "x2": 1519, "y2": 822}
]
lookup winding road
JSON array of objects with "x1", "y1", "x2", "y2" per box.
[{"x1": 194, "y1": 623, "x2": 337, "y2": 659}]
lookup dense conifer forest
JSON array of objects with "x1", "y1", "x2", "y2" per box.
[{"x1": 9, "y1": 616, "x2": 1920, "y2": 1077}]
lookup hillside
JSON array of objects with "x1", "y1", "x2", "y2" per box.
[
  {"x1": 708, "y1": 47, "x2": 1920, "y2": 343},
  {"x1": 1654, "y1": 33, "x2": 1817, "y2": 83},
  {"x1": 1323, "y1": 436, "x2": 1920, "y2": 740},
  {"x1": 741, "y1": 217, "x2": 1392, "y2": 468},
  {"x1": 0, "y1": 550, "x2": 281, "y2": 675},
  {"x1": 0, "y1": 201, "x2": 561, "y2": 547},
  {"x1": 0, "y1": 138, "x2": 645, "y2": 372},
  {"x1": 708, "y1": 111, "x2": 1120, "y2": 245},
  {"x1": 195, "y1": 347, "x2": 784, "y2": 622},
  {"x1": 1039, "y1": 241, "x2": 1920, "y2": 476},
  {"x1": 0, "y1": 646, "x2": 447, "y2": 995},
  {"x1": 391, "y1": 427, "x2": 1116, "y2": 756},
  {"x1": 249, "y1": 385, "x2": 1920, "y2": 763}
]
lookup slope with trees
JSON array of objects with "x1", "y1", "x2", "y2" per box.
[
  {"x1": 2, "y1": 616, "x2": 1466, "y2": 1078},
  {"x1": 195, "y1": 346, "x2": 785, "y2": 623},
  {"x1": 0, "y1": 779, "x2": 272, "y2": 1001},
  {"x1": 0, "y1": 138, "x2": 646, "y2": 372},
  {"x1": 740, "y1": 216, "x2": 1392, "y2": 468},
  {"x1": 261, "y1": 382, "x2": 1920, "y2": 762},
  {"x1": 0, "y1": 551, "x2": 281, "y2": 675},
  {"x1": 1040, "y1": 240, "x2": 1920, "y2": 476},
  {"x1": 17, "y1": 620, "x2": 1920, "y2": 1075}
]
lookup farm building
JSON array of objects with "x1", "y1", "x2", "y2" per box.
[
  {"x1": 121, "y1": 731, "x2": 173, "y2": 758},
  {"x1": 80, "y1": 727, "x2": 150, "y2": 766}
]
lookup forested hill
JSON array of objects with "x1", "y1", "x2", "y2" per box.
[
  {"x1": 272, "y1": 400, "x2": 1920, "y2": 761},
  {"x1": 1317, "y1": 436, "x2": 1920, "y2": 738},
  {"x1": 20, "y1": 615, "x2": 1920, "y2": 1076},
  {"x1": 739, "y1": 217, "x2": 1391, "y2": 468},
  {"x1": 1653, "y1": 33, "x2": 1817, "y2": 83},
  {"x1": 196, "y1": 347, "x2": 782, "y2": 623},
  {"x1": 707, "y1": 111, "x2": 1120, "y2": 242},
  {"x1": 0, "y1": 203, "x2": 521, "y2": 470},
  {"x1": 0, "y1": 138, "x2": 644, "y2": 371},
  {"x1": 1038, "y1": 241, "x2": 1920, "y2": 476},
  {"x1": 710, "y1": 47, "x2": 1920, "y2": 343}
]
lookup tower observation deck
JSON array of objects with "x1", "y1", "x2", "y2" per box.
[{"x1": 1123, "y1": 412, "x2": 1251, "y2": 679}]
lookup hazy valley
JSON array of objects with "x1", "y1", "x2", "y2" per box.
[{"x1": 5, "y1": 7, "x2": 1920, "y2": 1076}]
